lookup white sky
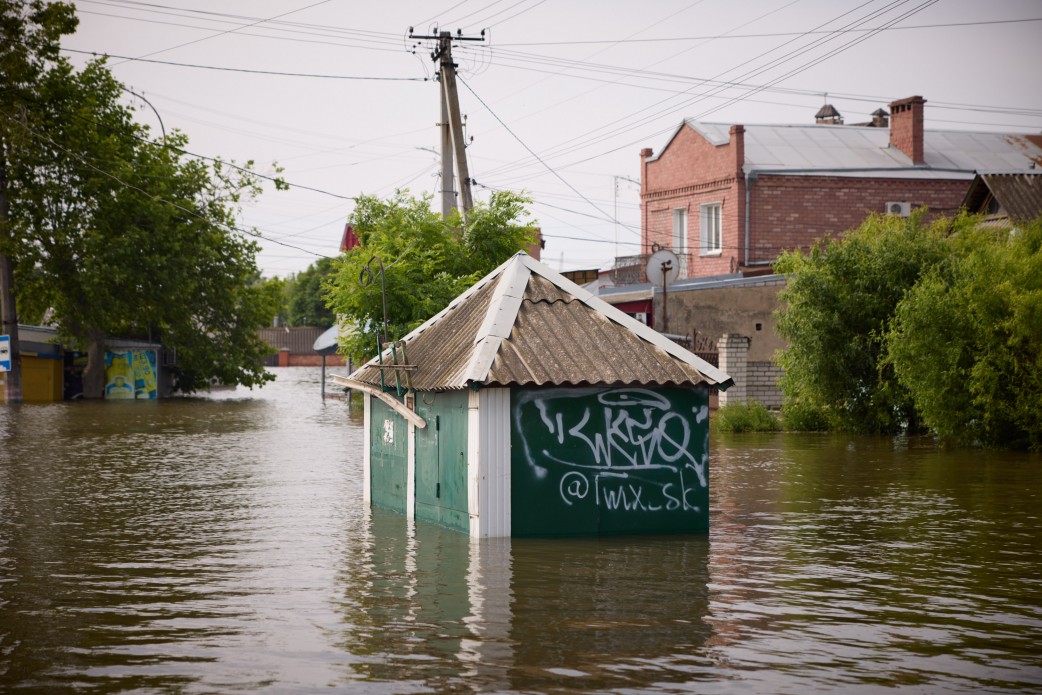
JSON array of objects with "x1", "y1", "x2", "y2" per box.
[{"x1": 63, "y1": 0, "x2": 1042, "y2": 278}]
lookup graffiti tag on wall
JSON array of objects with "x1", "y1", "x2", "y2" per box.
[{"x1": 512, "y1": 387, "x2": 709, "y2": 532}]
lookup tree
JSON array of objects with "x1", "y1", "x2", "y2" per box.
[
  {"x1": 285, "y1": 257, "x2": 336, "y2": 327},
  {"x1": 325, "y1": 189, "x2": 537, "y2": 359},
  {"x1": 886, "y1": 218, "x2": 1042, "y2": 449},
  {"x1": 0, "y1": 0, "x2": 78, "y2": 402},
  {"x1": 774, "y1": 213, "x2": 954, "y2": 433},
  {"x1": 3, "y1": 3, "x2": 280, "y2": 397}
]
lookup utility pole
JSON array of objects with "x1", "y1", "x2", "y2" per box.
[
  {"x1": 0, "y1": 137, "x2": 22, "y2": 404},
  {"x1": 409, "y1": 28, "x2": 485, "y2": 219},
  {"x1": 613, "y1": 175, "x2": 639, "y2": 263}
]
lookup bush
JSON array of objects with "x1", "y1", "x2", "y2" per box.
[
  {"x1": 713, "y1": 401, "x2": 781, "y2": 433},
  {"x1": 885, "y1": 220, "x2": 1042, "y2": 450},
  {"x1": 774, "y1": 212, "x2": 953, "y2": 433},
  {"x1": 781, "y1": 398, "x2": 832, "y2": 432}
]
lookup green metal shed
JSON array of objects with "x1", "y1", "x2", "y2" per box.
[{"x1": 335, "y1": 252, "x2": 732, "y2": 537}]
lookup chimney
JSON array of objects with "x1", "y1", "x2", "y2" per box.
[
  {"x1": 640, "y1": 147, "x2": 653, "y2": 196},
  {"x1": 870, "y1": 108, "x2": 889, "y2": 128},
  {"x1": 730, "y1": 124, "x2": 745, "y2": 177},
  {"x1": 814, "y1": 103, "x2": 843, "y2": 125},
  {"x1": 888, "y1": 96, "x2": 926, "y2": 165}
]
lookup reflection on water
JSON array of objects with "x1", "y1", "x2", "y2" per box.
[{"x1": 1, "y1": 369, "x2": 1040, "y2": 693}]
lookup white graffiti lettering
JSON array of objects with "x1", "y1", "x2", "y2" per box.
[
  {"x1": 515, "y1": 388, "x2": 709, "y2": 515},
  {"x1": 559, "y1": 471, "x2": 589, "y2": 506}
]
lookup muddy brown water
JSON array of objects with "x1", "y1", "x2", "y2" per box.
[{"x1": 1, "y1": 367, "x2": 1040, "y2": 693}]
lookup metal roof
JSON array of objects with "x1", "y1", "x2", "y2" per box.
[
  {"x1": 258, "y1": 326, "x2": 325, "y2": 354},
  {"x1": 348, "y1": 253, "x2": 732, "y2": 392},
  {"x1": 962, "y1": 172, "x2": 1042, "y2": 222},
  {"x1": 653, "y1": 121, "x2": 1042, "y2": 179}
]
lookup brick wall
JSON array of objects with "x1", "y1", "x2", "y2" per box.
[
  {"x1": 270, "y1": 350, "x2": 346, "y2": 368},
  {"x1": 640, "y1": 122, "x2": 974, "y2": 279},
  {"x1": 747, "y1": 175, "x2": 968, "y2": 263},
  {"x1": 715, "y1": 334, "x2": 784, "y2": 410},
  {"x1": 747, "y1": 361, "x2": 784, "y2": 409},
  {"x1": 642, "y1": 125, "x2": 745, "y2": 279},
  {"x1": 717, "y1": 334, "x2": 748, "y2": 407}
]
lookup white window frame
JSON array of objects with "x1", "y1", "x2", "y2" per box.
[
  {"x1": 672, "y1": 208, "x2": 688, "y2": 276},
  {"x1": 700, "y1": 202, "x2": 722, "y2": 256}
]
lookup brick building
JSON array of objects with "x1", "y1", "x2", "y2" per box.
[
  {"x1": 639, "y1": 96, "x2": 1042, "y2": 280},
  {"x1": 259, "y1": 326, "x2": 346, "y2": 367},
  {"x1": 615, "y1": 97, "x2": 1042, "y2": 407}
]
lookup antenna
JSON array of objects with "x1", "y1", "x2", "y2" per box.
[{"x1": 646, "y1": 249, "x2": 679, "y2": 333}]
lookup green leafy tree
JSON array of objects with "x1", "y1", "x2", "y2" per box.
[
  {"x1": 0, "y1": 0, "x2": 79, "y2": 401},
  {"x1": 325, "y1": 189, "x2": 537, "y2": 359},
  {"x1": 286, "y1": 257, "x2": 336, "y2": 327},
  {"x1": 886, "y1": 219, "x2": 1042, "y2": 449},
  {"x1": 774, "y1": 213, "x2": 955, "y2": 433},
  {"x1": 3, "y1": 3, "x2": 280, "y2": 397}
]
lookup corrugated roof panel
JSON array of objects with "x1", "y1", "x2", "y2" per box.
[
  {"x1": 350, "y1": 274, "x2": 498, "y2": 391},
  {"x1": 258, "y1": 326, "x2": 325, "y2": 354},
  {"x1": 982, "y1": 173, "x2": 1042, "y2": 221},
  {"x1": 348, "y1": 253, "x2": 729, "y2": 393},
  {"x1": 487, "y1": 297, "x2": 706, "y2": 388}
]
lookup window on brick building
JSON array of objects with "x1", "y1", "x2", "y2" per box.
[
  {"x1": 672, "y1": 208, "x2": 688, "y2": 276},
  {"x1": 672, "y1": 208, "x2": 687, "y2": 252},
  {"x1": 700, "y1": 202, "x2": 721, "y2": 255}
]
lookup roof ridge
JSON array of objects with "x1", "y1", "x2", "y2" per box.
[
  {"x1": 517, "y1": 254, "x2": 734, "y2": 388},
  {"x1": 464, "y1": 254, "x2": 531, "y2": 383}
]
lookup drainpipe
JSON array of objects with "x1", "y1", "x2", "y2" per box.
[{"x1": 744, "y1": 170, "x2": 756, "y2": 270}]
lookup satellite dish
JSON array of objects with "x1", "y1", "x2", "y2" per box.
[{"x1": 646, "y1": 249, "x2": 680, "y2": 287}]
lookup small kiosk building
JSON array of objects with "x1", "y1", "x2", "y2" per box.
[{"x1": 335, "y1": 252, "x2": 732, "y2": 537}]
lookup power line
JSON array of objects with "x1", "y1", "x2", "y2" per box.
[
  {"x1": 459, "y1": 76, "x2": 638, "y2": 237},
  {"x1": 496, "y1": 16, "x2": 1042, "y2": 45},
  {"x1": 3, "y1": 110, "x2": 334, "y2": 261},
  {"x1": 60, "y1": 47, "x2": 427, "y2": 80},
  {"x1": 477, "y1": 0, "x2": 893, "y2": 177},
  {"x1": 109, "y1": 0, "x2": 334, "y2": 65},
  {"x1": 480, "y1": 0, "x2": 957, "y2": 179}
]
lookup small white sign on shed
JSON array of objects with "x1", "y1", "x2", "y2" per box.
[{"x1": 0, "y1": 335, "x2": 11, "y2": 372}]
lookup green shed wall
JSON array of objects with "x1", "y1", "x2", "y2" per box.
[
  {"x1": 414, "y1": 391, "x2": 470, "y2": 533},
  {"x1": 369, "y1": 398, "x2": 409, "y2": 513},
  {"x1": 510, "y1": 386, "x2": 710, "y2": 536}
]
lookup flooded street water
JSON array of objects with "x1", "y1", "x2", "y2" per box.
[{"x1": 1, "y1": 367, "x2": 1040, "y2": 693}]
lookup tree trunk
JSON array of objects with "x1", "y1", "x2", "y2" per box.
[
  {"x1": 82, "y1": 329, "x2": 107, "y2": 399},
  {"x1": 0, "y1": 138, "x2": 22, "y2": 404}
]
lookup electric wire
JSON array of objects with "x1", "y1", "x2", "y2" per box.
[
  {"x1": 476, "y1": 0, "x2": 895, "y2": 178},
  {"x1": 61, "y1": 47, "x2": 427, "y2": 80},
  {"x1": 108, "y1": 0, "x2": 334, "y2": 66},
  {"x1": 3, "y1": 110, "x2": 335, "y2": 261},
  {"x1": 458, "y1": 76, "x2": 637, "y2": 238},
  {"x1": 496, "y1": 16, "x2": 1042, "y2": 45}
]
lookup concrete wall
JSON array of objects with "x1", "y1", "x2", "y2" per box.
[{"x1": 656, "y1": 276, "x2": 786, "y2": 363}]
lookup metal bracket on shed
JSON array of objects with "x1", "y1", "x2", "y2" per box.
[{"x1": 374, "y1": 339, "x2": 415, "y2": 398}]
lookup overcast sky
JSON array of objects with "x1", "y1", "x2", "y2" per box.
[{"x1": 63, "y1": 0, "x2": 1042, "y2": 278}]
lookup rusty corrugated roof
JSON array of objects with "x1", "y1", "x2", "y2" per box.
[
  {"x1": 349, "y1": 253, "x2": 732, "y2": 392},
  {"x1": 963, "y1": 172, "x2": 1042, "y2": 222},
  {"x1": 258, "y1": 326, "x2": 325, "y2": 354}
]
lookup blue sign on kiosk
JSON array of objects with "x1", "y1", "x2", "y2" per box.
[{"x1": 0, "y1": 334, "x2": 11, "y2": 372}]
